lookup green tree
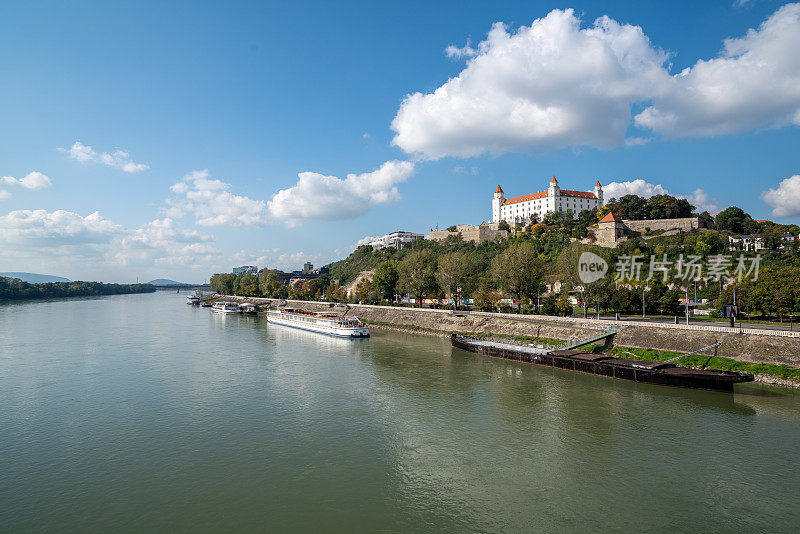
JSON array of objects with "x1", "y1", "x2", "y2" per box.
[
  {"x1": 258, "y1": 269, "x2": 283, "y2": 297},
  {"x1": 435, "y1": 251, "x2": 476, "y2": 309},
  {"x1": 354, "y1": 278, "x2": 373, "y2": 303},
  {"x1": 491, "y1": 242, "x2": 543, "y2": 307},
  {"x1": 715, "y1": 206, "x2": 757, "y2": 234},
  {"x1": 372, "y1": 261, "x2": 399, "y2": 302},
  {"x1": 398, "y1": 250, "x2": 438, "y2": 306},
  {"x1": 617, "y1": 194, "x2": 648, "y2": 220},
  {"x1": 238, "y1": 273, "x2": 260, "y2": 296}
]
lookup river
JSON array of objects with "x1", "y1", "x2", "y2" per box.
[{"x1": 1, "y1": 291, "x2": 799, "y2": 532}]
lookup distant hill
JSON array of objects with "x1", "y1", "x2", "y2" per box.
[
  {"x1": 0, "y1": 272, "x2": 71, "y2": 283},
  {"x1": 147, "y1": 279, "x2": 189, "y2": 286}
]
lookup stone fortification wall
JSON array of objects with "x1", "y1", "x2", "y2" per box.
[{"x1": 623, "y1": 217, "x2": 702, "y2": 234}]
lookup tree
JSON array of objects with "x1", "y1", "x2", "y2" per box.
[
  {"x1": 436, "y1": 251, "x2": 476, "y2": 309},
  {"x1": 491, "y1": 242, "x2": 543, "y2": 307},
  {"x1": 498, "y1": 220, "x2": 510, "y2": 231},
  {"x1": 398, "y1": 250, "x2": 438, "y2": 306},
  {"x1": 715, "y1": 206, "x2": 757, "y2": 235},
  {"x1": 238, "y1": 273, "x2": 260, "y2": 296},
  {"x1": 473, "y1": 280, "x2": 501, "y2": 311},
  {"x1": 326, "y1": 282, "x2": 344, "y2": 302},
  {"x1": 372, "y1": 261, "x2": 399, "y2": 302},
  {"x1": 645, "y1": 195, "x2": 694, "y2": 220},
  {"x1": 258, "y1": 269, "x2": 283, "y2": 297},
  {"x1": 354, "y1": 278, "x2": 373, "y2": 303},
  {"x1": 210, "y1": 273, "x2": 236, "y2": 295},
  {"x1": 617, "y1": 194, "x2": 648, "y2": 220}
]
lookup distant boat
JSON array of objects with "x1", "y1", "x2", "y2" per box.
[
  {"x1": 266, "y1": 308, "x2": 369, "y2": 338},
  {"x1": 212, "y1": 302, "x2": 241, "y2": 314},
  {"x1": 186, "y1": 294, "x2": 200, "y2": 305},
  {"x1": 239, "y1": 303, "x2": 259, "y2": 315}
]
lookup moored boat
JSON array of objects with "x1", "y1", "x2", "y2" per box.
[
  {"x1": 212, "y1": 302, "x2": 241, "y2": 314},
  {"x1": 266, "y1": 308, "x2": 369, "y2": 337},
  {"x1": 451, "y1": 334, "x2": 754, "y2": 392}
]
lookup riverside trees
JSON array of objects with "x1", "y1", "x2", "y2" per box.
[
  {"x1": 397, "y1": 250, "x2": 438, "y2": 307},
  {"x1": 491, "y1": 242, "x2": 544, "y2": 308}
]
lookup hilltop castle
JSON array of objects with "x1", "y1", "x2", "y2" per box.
[{"x1": 492, "y1": 177, "x2": 602, "y2": 225}]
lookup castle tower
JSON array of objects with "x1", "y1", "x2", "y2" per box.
[
  {"x1": 548, "y1": 176, "x2": 559, "y2": 197},
  {"x1": 492, "y1": 185, "x2": 505, "y2": 222},
  {"x1": 594, "y1": 180, "x2": 603, "y2": 205}
]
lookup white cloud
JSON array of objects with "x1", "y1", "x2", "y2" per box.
[
  {"x1": 59, "y1": 141, "x2": 149, "y2": 173},
  {"x1": 0, "y1": 190, "x2": 12, "y2": 201},
  {"x1": 167, "y1": 169, "x2": 267, "y2": 227},
  {"x1": 267, "y1": 160, "x2": 415, "y2": 227},
  {"x1": 762, "y1": 174, "x2": 800, "y2": 217},
  {"x1": 635, "y1": 3, "x2": 800, "y2": 137},
  {"x1": 603, "y1": 179, "x2": 669, "y2": 201},
  {"x1": 681, "y1": 189, "x2": 719, "y2": 213},
  {"x1": 392, "y1": 5, "x2": 800, "y2": 159},
  {"x1": 0, "y1": 209, "x2": 124, "y2": 248},
  {"x1": 60, "y1": 141, "x2": 96, "y2": 162},
  {"x1": 603, "y1": 180, "x2": 718, "y2": 212},
  {"x1": 391, "y1": 9, "x2": 671, "y2": 159},
  {"x1": 112, "y1": 218, "x2": 220, "y2": 266},
  {"x1": 445, "y1": 43, "x2": 478, "y2": 59},
  {"x1": 0, "y1": 171, "x2": 53, "y2": 193}
]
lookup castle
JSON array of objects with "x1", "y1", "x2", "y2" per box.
[{"x1": 492, "y1": 177, "x2": 602, "y2": 225}]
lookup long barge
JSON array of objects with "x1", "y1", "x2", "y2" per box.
[{"x1": 451, "y1": 334, "x2": 753, "y2": 392}]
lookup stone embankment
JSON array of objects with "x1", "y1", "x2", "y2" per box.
[{"x1": 220, "y1": 296, "x2": 800, "y2": 369}]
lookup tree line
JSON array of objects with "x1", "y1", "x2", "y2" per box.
[{"x1": 0, "y1": 277, "x2": 156, "y2": 301}]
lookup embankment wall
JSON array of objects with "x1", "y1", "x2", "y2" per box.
[{"x1": 221, "y1": 296, "x2": 800, "y2": 367}]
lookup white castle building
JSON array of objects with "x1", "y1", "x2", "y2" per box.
[{"x1": 492, "y1": 177, "x2": 603, "y2": 225}]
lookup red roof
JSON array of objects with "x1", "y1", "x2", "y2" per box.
[
  {"x1": 595, "y1": 181, "x2": 601, "y2": 187},
  {"x1": 550, "y1": 176, "x2": 558, "y2": 183},
  {"x1": 503, "y1": 189, "x2": 598, "y2": 205},
  {"x1": 504, "y1": 191, "x2": 548, "y2": 205},
  {"x1": 495, "y1": 185, "x2": 504, "y2": 194},
  {"x1": 560, "y1": 190, "x2": 597, "y2": 199},
  {"x1": 599, "y1": 212, "x2": 620, "y2": 223}
]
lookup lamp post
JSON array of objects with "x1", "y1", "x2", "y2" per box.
[{"x1": 642, "y1": 285, "x2": 646, "y2": 318}]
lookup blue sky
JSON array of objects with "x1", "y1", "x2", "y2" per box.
[{"x1": 1, "y1": 0, "x2": 799, "y2": 283}]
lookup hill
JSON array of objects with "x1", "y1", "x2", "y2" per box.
[
  {"x1": 0, "y1": 272, "x2": 71, "y2": 283},
  {"x1": 147, "y1": 279, "x2": 189, "y2": 286}
]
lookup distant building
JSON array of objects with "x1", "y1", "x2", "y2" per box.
[
  {"x1": 368, "y1": 231, "x2": 424, "y2": 250},
  {"x1": 232, "y1": 265, "x2": 258, "y2": 275},
  {"x1": 427, "y1": 222, "x2": 508, "y2": 244},
  {"x1": 303, "y1": 262, "x2": 314, "y2": 272},
  {"x1": 492, "y1": 177, "x2": 602, "y2": 225},
  {"x1": 728, "y1": 233, "x2": 795, "y2": 252}
]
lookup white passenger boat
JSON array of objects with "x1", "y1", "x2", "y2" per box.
[
  {"x1": 212, "y1": 302, "x2": 241, "y2": 314},
  {"x1": 265, "y1": 308, "x2": 369, "y2": 337}
]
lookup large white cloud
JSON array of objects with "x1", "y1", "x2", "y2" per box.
[
  {"x1": 267, "y1": 160, "x2": 415, "y2": 227},
  {"x1": 635, "y1": 3, "x2": 800, "y2": 137},
  {"x1": 391, "y1": 5, "x2": 800, "y2": 159},
  {"x1": 761, "y1": 174, "x2": 800, "y2": 218},
  {"x1": 167, "y1": 170, "x2": 267, "y2": 227},
  {"x1": 59, "y1": 141, "x2": 149, "y2": 173},
  {"x1": 391, "y1": 9, "x2": 670, "y2": 159},
  {"x1": 0, "y1": 209, "x2": 124, "y2": 247}
]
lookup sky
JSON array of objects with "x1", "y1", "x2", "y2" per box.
[{"x1": 1, "y1": 0, "x2": 800, "y2": 283}]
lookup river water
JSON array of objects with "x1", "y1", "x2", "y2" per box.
[{"x1": 1, "y1": 291, "x2": 799, "y2": 532}]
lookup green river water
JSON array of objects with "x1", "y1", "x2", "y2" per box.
[{"x1": 1, "y1": 291, "x2": 799, "y2": 532}]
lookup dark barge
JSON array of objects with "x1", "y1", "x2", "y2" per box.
[{"x1": 451, "y1": 334, "x2": 754, "y2": 392}]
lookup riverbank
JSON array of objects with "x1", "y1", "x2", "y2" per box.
[
  {"x1": 0, "y1": 277, "x2": 156, "y2": 302},
  {"x1": 213, "y1": 296, "x2": 800, "y2": 387}
]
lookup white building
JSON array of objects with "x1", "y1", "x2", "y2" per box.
[
  {"x1": 232, "y1": 265, "x2": 258, "y2": 275},
  {"x1": 368, "y1": 231, "x2": 424, "y2": 250},
  {"x1": 492, "y1": 177, "x2": 602, "y2": 225}
]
